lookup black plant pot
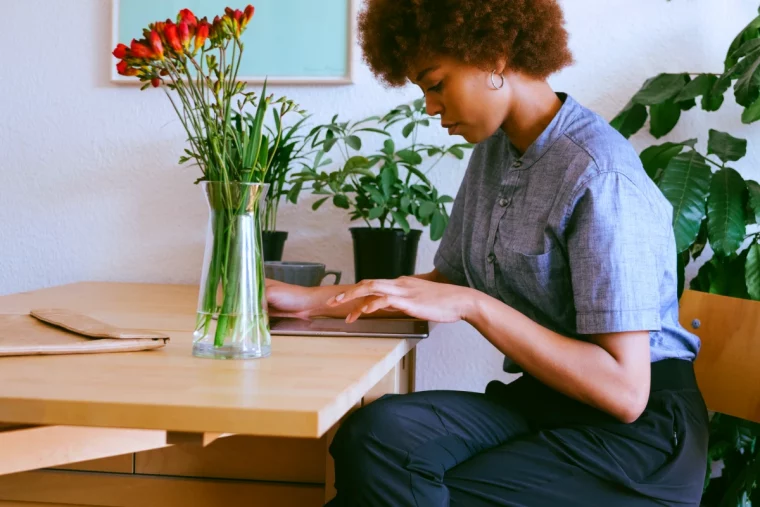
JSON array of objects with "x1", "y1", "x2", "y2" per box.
[
  {"x1": 350, "y1": 227, "x2": 422, "y2": 282},
  {"x1": 262, "y1": 231, "x2": 288, "y2": 262}
]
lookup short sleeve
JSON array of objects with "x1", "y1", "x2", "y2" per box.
[
  {"x1": 566, "y1": 172, "x2": 663, "y2": 335},
  {"x1": 433, "y1": 172, "x2": 469, "y2": 287}
]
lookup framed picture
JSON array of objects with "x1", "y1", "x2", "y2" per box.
[{"x1": 111, "y1": 0, "x2": 355, "y2": 85}]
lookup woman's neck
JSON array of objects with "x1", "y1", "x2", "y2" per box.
[{"x1": 500, "y1": 77, "x2": 563, "y2": 155}]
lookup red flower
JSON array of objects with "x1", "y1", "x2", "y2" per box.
[
  {"x1": 130, "y1": 39, "x2": 154, "y2": 59},
  {"x1": 194, "y1": 21, "x2": 210, "y2": 52},
  {"x1": 241, "y1": 5, "x2": 254, "y2": 29},
  {"x1": 178, "y1": 8, "x2": 197, "y2": 28},
  {"x1": 178, "y1": 21, "x2": 191, "y2": 50},
  {"x1": 149, "y1": 30, "x2": 164, "y2": 60},
  {"x1": 112, "y1": 43, "x2": 128, "y2": 59},
  {"x1": 151, "y1": 77, "x2": 161, "y2": 88},
  {"x1": 164, "y1": 22, "x2": 183, "y2": 53},
  {"x1": 116, "y1": 60, "x2": 138, "y2": 76}
]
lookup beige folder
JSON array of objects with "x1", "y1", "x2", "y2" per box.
[{"x1": 0, "y1": 309, "x2": 169, "y2": 357}]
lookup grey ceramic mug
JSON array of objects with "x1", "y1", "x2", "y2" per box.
[{"x1": 264, "y1": 262, "x2": 342, "y2": 287}]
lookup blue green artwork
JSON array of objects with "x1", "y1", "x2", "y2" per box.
[{"x1": 113, "y1": 0, "x2": 352, "y2": 83}]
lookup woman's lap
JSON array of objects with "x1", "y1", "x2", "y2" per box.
[{"x1": 328, "y1": 377, "x2": 706, "y2": 507}]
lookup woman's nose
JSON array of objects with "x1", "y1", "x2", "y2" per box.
[{"x1": 425, "y1": 96, "x2": 443, "y2": 117}]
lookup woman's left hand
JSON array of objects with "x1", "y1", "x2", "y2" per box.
[{"x1": 326, "y1": 276, "x2": 478, "y2": 323}]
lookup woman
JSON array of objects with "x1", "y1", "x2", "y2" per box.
[{"x1": 267, "y1": 0, "x2": 709, "y2": 505}]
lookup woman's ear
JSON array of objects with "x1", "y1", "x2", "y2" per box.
[{"x1": 494, "y1": 56, "x2": 509, "y2": 76}]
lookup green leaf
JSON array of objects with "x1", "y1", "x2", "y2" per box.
[
  {"x1": 286, "y1": 181, "x2": 303, "y2": 204},
  {"x1": 658, "y1": 151, "x2": 713, "y2": 252},
  {"x1": 707, "y1": 168, "x2": 747, "y2": 257},
  {"x1": 690, "y1": 220, "x2": 709, "y2": 260},
  {"x1": 400, "y1": 195, "x2": 411, "y2": 212},
  {"x1": 747, "y1": 180, "x2": 760, "y2": 223},
  {"x1": 430, "y1": 211, "x2": 446, "y2": 241},
  {"x1": 649, "y1": 101, "x2": 681, "y2": 138},
  {"x1": 345, "y1": 135, "x2": 362, "y2": 151},
  {"x1": 397, "y1": 149, "x2": 423, "y2": 166},
  {"x1": 639, "y1": 142, "x2": 691, "y2": 182},
  {"x1": 413, "y1": 97, "x2": 425, "y2": 111},
  {"x1": 323, "y1": 137, "x2": 338, "y2": 153},
  {"x1": 332, "y1": 194, "x2": 350, "y2": 209},
  {"x1": 391, "y1": 211, "x2": 411, "y2": 232},
  {"x1": 610, "y1": 101, "x2": 648, "y2": 139},
  {"x1": 344, "y1": 156, "x2": 370, "y2": 172},
  {"x1": 366, "y1": 186, "x2": 385, "y2": 205},
  {"x1": 707, "y1": 130, "x2": 748, "y2": 163},
  {"x1": 448, "y1": 147, "x2": 465, "y2": 159},
  {"x1": 312, "y1": 197, "x2": 329, "y2": 211},
  {"x1": 382, "y1": 139, "x2": 395, "y2": 155},
  {"x1": 633, "y1": 74, "x2": 689, "y2": 105},
  {"x1": 402, "y1": 122, "x2": 416, "y2": 138},
  {"x1": 729, "y1": 39, "x2": 760, "y2": 106},
  {"x1": 725, "y1": 14, "x2": 760, "y2": 69},
  {"x1": 747, "y1": 242, "x2": 760, "y2": 301},
  {"x1": 703, "y1": 74, "x2": 732, "y2": 111},
  {"x1": 695, "y1": 255, "x2": 750, "y2": 298},
  {"x1": 418, "y1": 201, "x2": 436, "y2": 219},
  {"x1": 356, "y1": 127, "x2": 391, "y2": 136},
  {"x1": 674, "y1": 74, "x2": 719, "y2": 102},
  {"x1": 381, "y1": 167, "x2": 395, "y2": 198},
  {"x1": 368, "y1": 206, "x2": 384, "y2": 220},
  {"x1": 741, "y1": 95, "x2": 760, "y2": 123},
  {"x1": 438, "y1": 195, "x2": 454, "y2": 204}
]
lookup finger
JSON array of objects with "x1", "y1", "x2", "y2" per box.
[
  {"x1": 326, "y1": 279, "x2": 405, "y2": 306},
  {"x1": 346, "y1": 295, "x2": 410, "y2": 323}
]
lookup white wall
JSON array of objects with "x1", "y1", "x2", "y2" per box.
[{"x1": 1, "y1": 0, "x2": 758, "y2": 392}]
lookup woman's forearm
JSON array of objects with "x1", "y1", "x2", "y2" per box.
[{"x1": 464, "y1": 290, "x2": 649, "y2": 423}]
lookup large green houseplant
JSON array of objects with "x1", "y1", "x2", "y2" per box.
[
  {"x1": 296, "y1": 98, "x2": 472, "y2": 281},
  {"x1": 611, "y1": 7, "x2": 760, "y2": 505}
]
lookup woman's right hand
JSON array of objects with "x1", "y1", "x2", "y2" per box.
[{"x1": 265, "y1": 279, "x2": 325, "y2": 320}]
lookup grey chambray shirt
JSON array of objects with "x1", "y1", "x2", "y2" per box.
[{"x1": 434, "y1": 93, "x2": 700, "y2": 372}]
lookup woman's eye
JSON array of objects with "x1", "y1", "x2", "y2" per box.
[{"x1": 428, "y1": 82, "x2": 443, "y2": 93}]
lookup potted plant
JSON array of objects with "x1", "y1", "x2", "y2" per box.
[
  {"x1": 259, "y1": 115, "x2": 313, "y2": 261},
  {"x1": 611, "y1": 7, "x2": 760, "y2": 504},
  {"x1": 113, "y1": 5, "x2": 303, "y2": 359},
  {"x1": 296, "y1": 98, "x2": 472, "y2": 281}
]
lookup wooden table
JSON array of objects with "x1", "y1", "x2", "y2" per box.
[{"x1": 0, "y1": 282, "x2": 418, "y2": 507}]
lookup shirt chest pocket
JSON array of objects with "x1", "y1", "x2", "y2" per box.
[{"x1": 494, "y1": 244, "x2": 576, "y2": 332}]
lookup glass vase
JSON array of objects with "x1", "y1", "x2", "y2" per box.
[{"x1": 193, "y1": 181, "x2": 271, "y2": 360}]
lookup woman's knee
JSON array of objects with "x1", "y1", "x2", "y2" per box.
[{"x1": 329, "y1": 394, "x2": 405, "y2": 461}]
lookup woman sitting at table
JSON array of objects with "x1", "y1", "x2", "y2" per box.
[{"x1": 266, "y1": 0, "x2": 709, "y2": 504}]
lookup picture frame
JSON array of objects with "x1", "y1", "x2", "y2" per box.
[{"x1": 111, "y1": 0, "x2": 355, "y2": 85}]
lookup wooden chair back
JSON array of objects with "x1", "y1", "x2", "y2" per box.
[{"x1": 679, "y1": 289, "x2": 760, "y2": 423}]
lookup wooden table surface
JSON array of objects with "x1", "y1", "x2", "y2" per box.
[{"x1": 0, "y1": 282, "x2": 417, "y2": 438}]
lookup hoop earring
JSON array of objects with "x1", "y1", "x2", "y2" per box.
[{"x1": 490, "y1": 70, "x2": 505, "y2": 90}]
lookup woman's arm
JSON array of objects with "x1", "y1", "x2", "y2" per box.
[
  {"x1": 466, "y1": 291, "x2": 650, "y2": 423},
  {"x1": 332, "y1": 277, "x2": 651, "y2": 423}
]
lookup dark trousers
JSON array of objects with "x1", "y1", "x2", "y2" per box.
[{"x1": 327, "y1": 359, "x2": 708, "y2": 506}]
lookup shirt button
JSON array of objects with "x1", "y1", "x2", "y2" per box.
[
  {"x1": 512, "y1": 160, "x2": 523, "y2": 168},
  {"x1": 499, "y1": 198, "x2": 509, "y2": 207},
  {"x1": 487, "y1": 253, "x2": 496, "y2": 264}
]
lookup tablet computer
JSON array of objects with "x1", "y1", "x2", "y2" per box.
[{"x1": 270, "y1": 317, "x2": 429, "y2": 339}]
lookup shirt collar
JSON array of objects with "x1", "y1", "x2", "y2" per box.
[{"x1": 504, "y1": 92, "x2": 582, "y2": 169}]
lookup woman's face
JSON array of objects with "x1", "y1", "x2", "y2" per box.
[{"x1": 410, "y1": 55, "x2": 510, "y2": 144}]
